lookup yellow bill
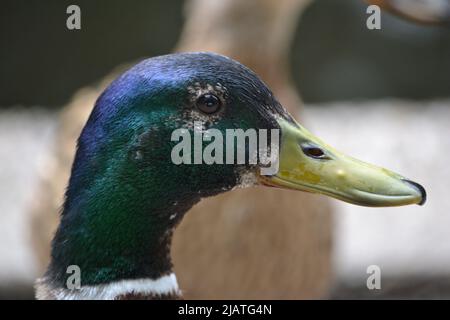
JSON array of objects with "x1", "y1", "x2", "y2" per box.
[{"x1": 259, "y1": 118, "x2": 426, "y2": 207}]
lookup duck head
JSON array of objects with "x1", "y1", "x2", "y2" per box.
[
  {"x1": 72, "y1": 52, "x2": 425, "y2": 209},
  {"x1": 39, "y1": 52, "x2": 425, "y2": 299}
]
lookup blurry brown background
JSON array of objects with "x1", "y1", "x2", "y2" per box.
[
  {"x1": 2, "y1": 0, "x2": 450, "y2": 107},
  {"x1": 1, "y1": 0, "x2": 450, "y2": 299}
]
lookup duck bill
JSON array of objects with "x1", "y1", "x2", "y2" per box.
[{"x1": 258, "y1": 118, "x2": 426, "y2": 207}]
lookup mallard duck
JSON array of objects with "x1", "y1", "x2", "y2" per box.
[
  {"x1": 30, "y1": 0, "x2": 331, "y2": 300},
  {"x1": 30, "y1": 0, "x2": 438, "y2": 299},
  {"x1": 35, "y1": 52, "x2": 425, "y2": 300}
]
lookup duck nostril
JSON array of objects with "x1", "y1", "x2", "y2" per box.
[
  {"x1": 301, "y1": 144, "x2": 328, "y2": 160},
  {"x1": 402, "y1": 179, "x2": 427, "y2": 205}
]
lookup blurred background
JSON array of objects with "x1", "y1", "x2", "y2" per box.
[{"x1": 1, "y1": 0, "x2": 450, "y2": 299}]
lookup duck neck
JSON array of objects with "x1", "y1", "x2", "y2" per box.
[{"x1": 40, "y1": 160, "x2": 199, "y2": 299}]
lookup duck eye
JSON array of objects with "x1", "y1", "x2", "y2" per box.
[
  {"x1": 196, "y1": 94, "x2": 221, "y2": 114},
  {"x1": 301, "y1": 144, "x2": 328, "y2": 160}
]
